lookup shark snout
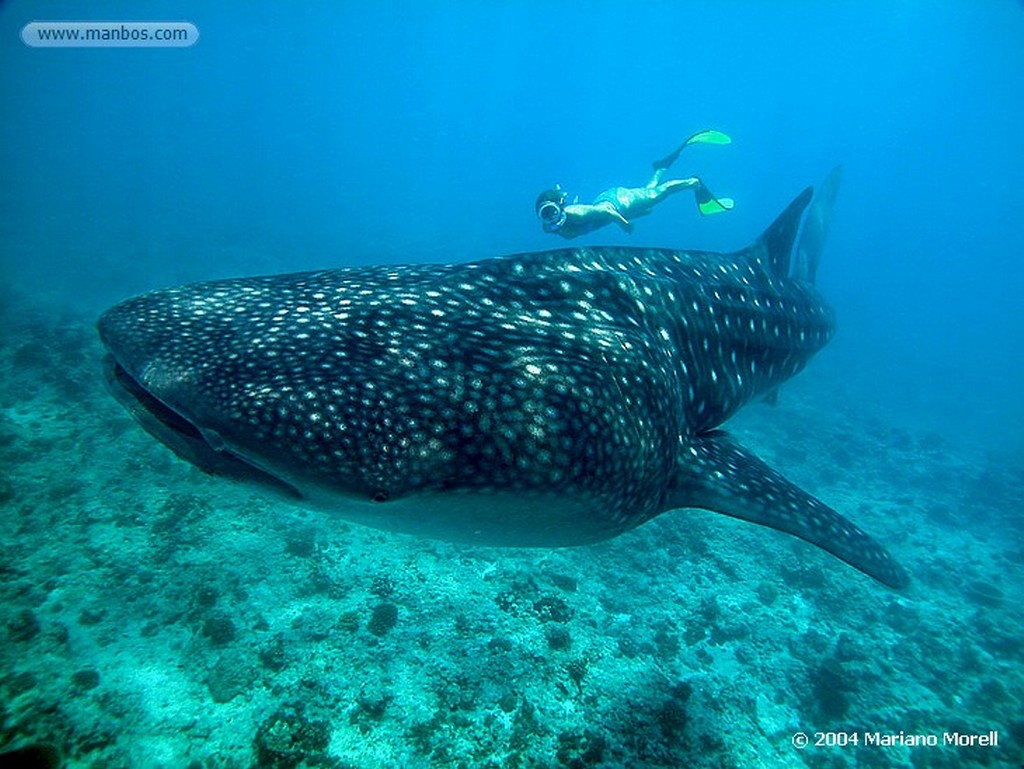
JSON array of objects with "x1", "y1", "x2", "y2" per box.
[
  {"x1": 97, "y1": 287, "x2": 214, "y2": 420},
  {"x1": 98, "y1": 290, "x2": 177, "y2": 377}
]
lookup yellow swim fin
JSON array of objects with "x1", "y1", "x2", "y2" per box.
[
  {"x1": 696, "y1": 182, "x2": 734, "y2": 215},
  {"x1": 684, "y1": 129, "x2": 732, "y2": 147},
  {"x1": 653, "y1": 129, "x2": 732, "y2": 170}
]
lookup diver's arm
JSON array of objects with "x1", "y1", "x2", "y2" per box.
[
  {"x1": 606, "y1": 207, "x2": 631, "y2": 229},
  {"x1": 589, "y1": 200, "x2": 634, "y2": 232},
  {"x1": 557, "y1": 203, "x2": 621, "y2": 238}
]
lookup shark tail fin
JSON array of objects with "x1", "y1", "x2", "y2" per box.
[
  {"x1": 752, "y1": 185, "x2": 814, "y2": 280},
  {"x1": 673, "y1": 432, "x2": 909, "y2": 588},
  {"x1": 794, "y1": 165, "x2": 843, "y2": 285}
]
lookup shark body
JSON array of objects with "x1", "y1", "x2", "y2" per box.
[{"x1": 98, "y1": 177, "x2": 907, "y2": 588}]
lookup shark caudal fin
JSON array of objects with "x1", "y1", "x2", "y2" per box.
[
  {"x1": 794, "y1": 165, "x2": 843, "y2": 284},
  {"x1": 671, "y1": 432, "x2": 908, "y2": 588}
]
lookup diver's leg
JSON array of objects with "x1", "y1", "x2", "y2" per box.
[
  {"x1": 652, "y1": 143, "x2": 687, "y2": 172},
  {"x1": 649, "y1": 176, "x2": 700, "y2": 200},
  {"x1": 651, "y1": 177, "x2": 734, "y2": 214},
  {"x1": 645, "y1": 168, "x2": 666, "y2": 189}
]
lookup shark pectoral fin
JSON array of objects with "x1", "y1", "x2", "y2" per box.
[{"x1": 673, "y1": 432, "x2": 908, "y2": 588}]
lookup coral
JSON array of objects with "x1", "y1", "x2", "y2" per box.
[
  {"x1": 547, "y1": 572, "x2": 578, "y2": 592},
  {"x1": 653, "y1": 624, "x2": 681, "y2": 659},
  {"x1": 77, "y1": 608, "x2": 106, "y2": 626},
  {"x1": 207, "y1": 653, "x2": 256, "y2": 703},
  {"x1": 7, "y1": 609, "x2": 40, "y2": 642},
  {"x1": 565, "y1": 658, "x2": 588, "y2": 693},
  {"x1": 556, "y1": 729, "x2": 607, "y2": 767},
  {"x1": 488, "y1": 636, "x2": 513, "y2": 653},
  {"x1": 368, "y1": 602, "x2": 398, "y2": 637},
  {"x1": 755, "y1": 581, "x2": 778, "y2": 606},
  {"x1": 533, "y1": 595, "x2": 573, "y2": 623},
  {"x1": 546, "y1": 626, "x2": 572, "y2": 651},
  {"x1": 683, "y1": 623, "x2": 707, "y2": 646},
  {"x1": 655, "y1": 696, "x2": 688, "y2": 742},
  {"x1": 290, "y1": 607, "x2": 336, "y2": 642},
  {"x1": 350, "y1": 687, "x2": 394, "y2": 734},
  {"x1": 807, "y1": 660, "x2": 853, "y2": 722},
  {"x1": 284, "y1": 527, "x2": 317, "y2": 558},
  {"x1": 194, "y1": 586, "x2": 219, "y2": 610},
  {"x1": 494, "y1": 590, "x2": 523, "y2": 615},
  {"x1": 336, "y1": 610, "x2": 360, "y2": 634},
  {"x1": 370, "y1": 574, "x2": 396, "y2": 598},
  {"x1": 5, "y1": 671, "x2": 37, "y2": 697},
  {"x1": 201, "y1": 616, "x2": 237, "y2": 646},
  {"x1": 253, "y1": 703, "x2": 329, "y2": 769},
  {"x1": 497, "y1": 691, "x2": 518, "y2": 713},
  {"x1": 259, "y1": 634, "x2": 288, "y2": 671},
  {"x1": 70, "y1": 669, "x2": 100, "y2": 691}
]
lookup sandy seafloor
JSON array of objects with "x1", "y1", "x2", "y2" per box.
[{"x1": 0, "y1": 285, "x2": 1021, "y2": 769}]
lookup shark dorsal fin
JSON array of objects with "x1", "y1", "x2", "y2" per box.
[{"x1": 754, "y1": 186, "x2": 814, "y2": 280}]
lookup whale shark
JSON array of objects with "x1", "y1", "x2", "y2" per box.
[{"x1": 98, "y1": 175, "x2": 908, "y2": 588}]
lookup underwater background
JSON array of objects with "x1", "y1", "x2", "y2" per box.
[{"x1": 1, "y1": 1, "x2": 1022, "y2": 767}]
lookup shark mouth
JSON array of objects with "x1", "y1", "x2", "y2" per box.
[{"x1": 102, "y1": 355, "x2": 301, "y2": 499}]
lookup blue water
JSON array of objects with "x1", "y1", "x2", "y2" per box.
[
  {"x1": 3, "y1": 1, "x2": 1022, "y2": 455},
  {"x1": 1, "y1": 2, "x2": 1022, "y2": 767}
]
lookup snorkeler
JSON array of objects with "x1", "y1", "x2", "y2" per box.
[{"x1": 536, "y1": 129, "x2": 735, "y2": 239}]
